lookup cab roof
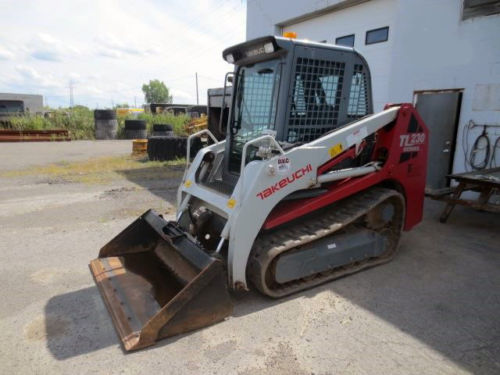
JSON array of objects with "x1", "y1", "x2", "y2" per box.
[{"x1": 222, "y1": 35, "x2": 355, "y2": 65}]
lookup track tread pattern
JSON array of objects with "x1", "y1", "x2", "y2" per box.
[{"x1": 248, "y1": 187, "x2": 405, "y2": 298}]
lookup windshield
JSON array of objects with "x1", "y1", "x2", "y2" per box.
[{"x1": 228, "y1": 60, "x2": 281, "y2": 173}]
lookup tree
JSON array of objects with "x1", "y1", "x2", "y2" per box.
[{"x1": 142, "y1": 80, "x2": 172, "y2": 104}]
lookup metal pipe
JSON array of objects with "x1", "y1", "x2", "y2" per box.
[
  {"x1": 215, "y1": 238, "x2": 225, "y2": 253},
  {"x1": 317, "y1": 165, "x2": 379, "y2": 184},
  {"x1": 469, "y1": 120, "x2": 500, "y2": 128}
]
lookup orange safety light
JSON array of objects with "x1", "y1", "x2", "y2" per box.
[{"x1": 283, "y1": 31, "x2": 297, "y2": 39}]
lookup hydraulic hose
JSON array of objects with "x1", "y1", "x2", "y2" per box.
[
  {"x1": 470, "y1": 126, "x2": 490, "y2": 170},
  {"x1": 492, "y1": 136, "x2": 500, "y2": 168}
]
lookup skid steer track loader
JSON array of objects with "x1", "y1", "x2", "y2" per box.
[{"x1": 90, "y1": 35, "x2": 429, "y2": 351}]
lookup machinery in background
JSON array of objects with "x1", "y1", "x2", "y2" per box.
[
  {"x1": 207, "y1": 86, "x2": 232, "y2": 140},
  {"x1": 147, "y1": 103, "x2": 207, "y2": 117},
  {"x1": 185, "y1": 87, "x2": 233, "y2": 137}
]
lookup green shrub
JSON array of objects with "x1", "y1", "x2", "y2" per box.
[
  {"x1": 4, "y1": 107, "x2": 189, "y2": 140},
  {"x1": 4, "y1": 106, "x2": 94, "y2": 140},
  {"x1": 8, "y1": 115, "x2": 52, "y2": 131}
]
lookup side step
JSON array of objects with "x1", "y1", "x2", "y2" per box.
[{"x1": 90, "y1": 210, "x2": 233, "y2": 351}]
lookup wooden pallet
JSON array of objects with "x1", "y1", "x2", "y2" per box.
[{"x1": 0, "y1": 129, "x2": 71, "y2": 142}]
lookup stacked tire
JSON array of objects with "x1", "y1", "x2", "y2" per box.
[
  {"x1": 94, "y1": 110, "x2": 118, "y2": 139},
  {"x1": 147, "y1": 136, "x2": 203, "y2": 161},
  {"x1": 124, "y1": 120, "x2": 147, "y2": 139},
  {"x1": 152, "y1": 124, "x2": 174, "y2": 137}
]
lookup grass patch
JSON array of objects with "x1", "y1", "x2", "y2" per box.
[
  {"x1": 1, "y1": 155, "x2": 186, "y2": 184},
  {"x1": 7, "y1": 106, "x2": 95, "y2": 140}
]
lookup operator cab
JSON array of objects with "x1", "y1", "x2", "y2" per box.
[{"x1": 200, "y1": 35, "x2": 374, "y2": 191}]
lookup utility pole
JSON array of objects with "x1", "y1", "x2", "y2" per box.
[
  {"x1": 195, "y1": 72, "x2": 199, "y2": 105},
  {"x1": 69, "y1": 80, "x2": 74, "y2": 108},
  {"x1": 134, "y1": 96, "x2": 137, "y2": 108}
]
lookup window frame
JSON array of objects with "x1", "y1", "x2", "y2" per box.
[
  {"x1": 227, "y1": 60, "x2": 282, "y2": 173},
  {"x1": 335, "y1": 34, "x2": 355, "y2": 47},
  {"x1": 347, "y1": 66, "x2": 368, "y2": 118},
  {"x1": 463, "y1": 0, "x2": 500, "y2": 20},
  {"x1": 365, "y1": 26, "x2": 389, "y2": 45}
]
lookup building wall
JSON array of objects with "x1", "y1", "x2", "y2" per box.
[
  {"x1": 388, "y1": 0, "x2": 500, "y2": 174},
  {"x1": 246, "y1": 0, "x2": 365, "y2": 39},
  {"x1": 246, "y1": 0, "x2": 500, "y2": 174},
  {"x1": 0, "y1": 93, "x2": 44, "y2": 114},
  {"x1": 281, "y1": 0, "x2": 397, "y2": 112}
]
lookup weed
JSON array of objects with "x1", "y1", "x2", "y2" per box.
[{"x1": 1, "y1": 155, "x2": 186, "y2": 184}]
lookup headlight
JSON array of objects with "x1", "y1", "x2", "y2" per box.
[
  {"x1": 226, "y1": 53, "x2": 234, "y2": 63},
  {"x1": 264, "y1": 42, "x2": 274, "y2": 53}
]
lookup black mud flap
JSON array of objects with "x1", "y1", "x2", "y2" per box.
[{"x1": 89, "y1": 210, "x2": 233, "y2": 351}]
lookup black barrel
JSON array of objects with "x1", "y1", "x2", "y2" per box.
[
  {"x1": 124, "y1": 120, "x2": 147, "y2": 139},
  {"x1": 95, "y1": 110, "x2": 118, "y2": 139},
  {"x1": 152, "y1": 123, "x2": 174, "y2": 137},
  {"x1": 147, "y1": 136, "x2": 203, "y2": 161}
]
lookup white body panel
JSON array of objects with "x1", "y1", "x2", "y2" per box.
[{"x1": 177, "y1": 106, "x2": 399, "y2": 289}]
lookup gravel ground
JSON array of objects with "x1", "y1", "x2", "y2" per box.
[
  {"x1": 0, "y1": 140, "x2": 131, "y2": 171},
  {"x1": 0, "y1": 141, "x2": 499, "y2": 375}
]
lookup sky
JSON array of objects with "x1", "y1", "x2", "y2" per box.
[{"x1": 0, "y1": 0, "x2": 246, "y2": 108}]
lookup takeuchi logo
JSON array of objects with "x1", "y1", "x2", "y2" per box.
[{"x1": 256, "y1": 164, "x2": 313, "y2": 200}]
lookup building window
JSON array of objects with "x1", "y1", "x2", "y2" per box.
[
  {"x1": 335, "y1": 34, "x2": 355, "y2": 47},
  {"x1": 365, "y1": 26, "x2": 389, "y2": 45},
  {"x1": 0, "y1": 100, "x2": 24, "y2": 113},
  {"x1": 463, "y1": 0, "x2": 500, "y2": 20}
]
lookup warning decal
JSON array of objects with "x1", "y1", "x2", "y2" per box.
[{"x1": 277, "y1": 156, "x2": 291, "y2": 174}]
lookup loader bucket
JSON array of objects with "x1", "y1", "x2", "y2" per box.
[{"x1": 89, "y1": 210, "x2": 233, "y2": 351}]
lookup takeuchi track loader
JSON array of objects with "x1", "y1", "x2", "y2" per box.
[{"x1": 90, "y1": 35, "x2": 429, "y2": 351}]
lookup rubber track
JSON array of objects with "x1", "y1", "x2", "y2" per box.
[{"x1": 248, "y1": 187, "x2": 405, "y2": 298}]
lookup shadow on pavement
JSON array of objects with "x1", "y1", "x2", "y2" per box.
[
  {"x1": 117, "y1": 164, "x2": 184, "y2": 203},
  {"x1": 234, "y1": 199, "x2": 500, "y2": 374},
  {"x1": 44, "y1": 163, "x2": 185, "y2": 360},
  {"x1": 46, "y1": 195, "x2": 500, "y2": 373},
  {"x1": 45, "y1": 286, "x2": 119, "y2": 360}
]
